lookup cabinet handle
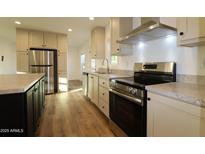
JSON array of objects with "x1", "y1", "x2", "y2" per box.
[
  {"x1": 102, "y1": 93, "x2": 104, "y2": 95},
  {"x1": 179, "y1": 32, "x2": 184, "y2": 36},
  {"x1": 102, "y1": 82, "x2": 105, "y2": 84},
  {"x1": 147, "y1": 97, "x2": 151, "y2": 101}
]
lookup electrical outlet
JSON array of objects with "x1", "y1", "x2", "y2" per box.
[{"x1": 1, "y1": 56, "x2": 4, "y2": 62}]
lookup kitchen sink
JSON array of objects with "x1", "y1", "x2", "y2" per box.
[{"x1": 95, "y1": 72, "x2": 111, "y2": 74}]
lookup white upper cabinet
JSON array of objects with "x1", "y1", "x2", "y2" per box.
[
  {"x1": 110, "y1": 17, "x2": 133, "y2": 55},
  {"x1": 16, "y1": 29, "x2": 29, "y2": 51},
  {"x1": 57, "y1": 34, "x2": 68, "y2": 52},
  {"x1": 43, "y1": 32, "x2": 57, "y2": 49},
  {"x1": 177, "y1": 17, "x2": 205, "y2": 47},
  {"x1": 29, "y1": 30, "x2": 57, "y2": 49},
  {"x1": 90, "y1": 27, "x2": 105, "y2": 59},
  {"x1": 29, "y1": 30, "x2": 44, "y2": 48}
]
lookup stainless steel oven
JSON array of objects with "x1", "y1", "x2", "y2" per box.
[
  {"x1": 109, "y1": 62, "x2": 176, "y2": 137},
  {"x1": 109, "y1": 85, "x2": 146, "y2": 137}
]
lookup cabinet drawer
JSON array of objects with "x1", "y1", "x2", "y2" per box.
[
  {"x1": 99, "y1": 86, "x2": 109, "y2": 102},
  {"x1": 99, "y1": 78, "x2": 109, "y2": 88},
  {"x1": 99, "y1": 99, "x2": 109, "y2": 118}
]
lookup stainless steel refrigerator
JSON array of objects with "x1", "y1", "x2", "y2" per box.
[{"x1": 29, "y1": 48, "x2": 58, "y2": 94}]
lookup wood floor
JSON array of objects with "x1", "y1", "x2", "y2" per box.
[
  {"x1": 68, "y1": 80, "x2": 82, "y2": 91},
  {"x1": 37, "y1": 89, "x2": 115, "y2": 137}
]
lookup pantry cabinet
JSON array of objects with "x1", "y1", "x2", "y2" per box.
[
  {"x1": 43, "y1": 32, "x2": 57, "y2": 49},
  {"x1": 177, "y1": 17, "x2": 205, "y2": 47},
  {"x1": 16, "y1": 29, "x2": 29, "y2": 51},
  {"x1": 58, "y1": 52, "x2": 67, "y2": 73},
  {"x1": 29, "y1": 31, "x2": 57, "y2": 49},
  {"x1": 57, "y1": 34, "x2": 68, "y2": 52},
  {"x1": 110, "y1": 17, "x2": 133, "y2": 55},
  {"x1": 16, "y1": 51, "x2": 29, "y2": 72},
  {"x1": 29, "y1": 30, "x2": 44, "y2": 48},
  {"x1": 90, "y1": 27, "x2": 105, "y2": 59},
  {"x1": 147, "y1": 92, "x2": 205, "y2": 137},
  {"x1": 16, "y1": 29, "x2": 68, "y2": 78}
]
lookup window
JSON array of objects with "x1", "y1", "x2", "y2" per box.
[{"x1": 111, "y1": 56, "x2": 118, "y2": 64}]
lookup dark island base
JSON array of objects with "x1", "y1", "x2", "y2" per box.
[{"x1": 0, "y1": 77, "x2": 45, "y2": 137}]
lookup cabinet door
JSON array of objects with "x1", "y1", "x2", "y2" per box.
[
  {"x1": 91, "y1": 28, "x2": 97, "y2": 58},
  {"x1": 29, "y1": 31, "x2": 44, "y2": 48},
  {"x1": 92, "y1": 75, "x2": 99, "y2": 106},
  {"x1": 88, "y1": 74, "x2": 94, "y2": 100},
  {"x1": 26, "y1": 86, "x2": 35, "y2": 137},
  {"x1": 44, "y1": 32, "x2": 57, "y2": 49},
  {"x1": 16, "y1": 29, "x2": 29, "y2": 51},
  {"x1": 57, "y1": 34, "x2": 68, "y2": 52},
  {"x1": 111, "y1": 18, "x2": 120, "y2": 54},
  {"x1": 111, "y1": 17, "x2": 132, "y2": 55},
  {"x1": 58, "y1": 52, "x2": 67, "y2": 73},
  {"x1": 34, "y1": 82, "x2": 42, "y2": 130},
  {"x1": 39, "y1": 77, "x2": 45, "y2": 112},
  {"x1": 147, "y1": 92, "x2": 205, "y2": 137},
  {"x1": 16, "y1": 51, "x2": 29, "y2": 72},
  {"x1": 177, "y1": 17, "x2": 205, "y2": 42},
  {"x1": 91, "y1": 27, "x2": 105, "y2": 59}
]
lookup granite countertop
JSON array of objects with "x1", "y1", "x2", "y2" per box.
[
  {"x1": 146, "y1": 82, "x2": 205, "y2": 107},
  {"x1": 0, "y1": 73, "x2": 45, "y2": 95},
  {"x1": 87, "y1": 72, "x2": 132, "y2": 79}
]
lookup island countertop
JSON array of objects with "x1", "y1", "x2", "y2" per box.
[
  {"x1": 146, "y1": 82, "x2": 205, "y2": 107},
  {"x1": 0, "y1": 73, "x2": 45, "y2": 95}
]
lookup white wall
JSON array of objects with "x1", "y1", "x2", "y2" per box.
[
  {"x1": 68, "y1": 47, "x2": 81, "y2": 80},
  {"x1": 79, "y1": 18, "x2": 205, "y2": 76},
  {"x1": 0, "y1": 23, "x2": 16, "y2": 74},
  {"x1": 111, "y1": 36, "x2": 205, "y2": 75}
]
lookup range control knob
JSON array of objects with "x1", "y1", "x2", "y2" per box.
[
  {"x1": 131, "y1": 89, "x2": 137, "y2": 95},
  {"x1": 128, "y1": 87, "x2": 133, "y2": 93}
]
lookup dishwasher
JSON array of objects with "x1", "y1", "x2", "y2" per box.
[{"x1": 82, "y1": 72, "x2": 89, "y2": 99}]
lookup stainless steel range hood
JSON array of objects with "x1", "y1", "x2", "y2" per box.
[{"x1": 117, "y1": 20, "x2": 177, "y2": 44}]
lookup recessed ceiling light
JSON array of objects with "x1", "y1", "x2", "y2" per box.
[
  {"x1": 14, "y1": 21, "x2": 21, "y2": 25},
  {"x1": 68, "y1": 28, "x2": 72, "y2": 32},
  {"x1": 89, "y1": 17, "x2": 95, "y2": 20}
]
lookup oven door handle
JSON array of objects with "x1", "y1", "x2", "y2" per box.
[{"x1": 109, "y1": 89, "x2": 143, "y2": 106}]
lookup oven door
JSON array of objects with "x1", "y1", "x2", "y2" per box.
[{"x1": 109, "y1": 89, "x2": 146, "y2": 137}]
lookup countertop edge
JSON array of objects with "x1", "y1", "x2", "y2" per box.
[{"x1": 23, "y1": 74, "x2": 45, "y2": 92}]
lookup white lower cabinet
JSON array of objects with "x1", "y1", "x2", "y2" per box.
[
  {"x1": 98, "y1": 77, "x2": 110, "y2": 118},
  {"x1": 147, "y1": 92, "x2": 205, "y2": 137},
  {"x1": 88, "y1": 74, "x2": 109, "y2": 118},
  {"x1": 88, "y1": 74, "x2": 99, "y2": 106},
  {"x1": 99, "y1": 86, "x2": 109, "y2": 118}
]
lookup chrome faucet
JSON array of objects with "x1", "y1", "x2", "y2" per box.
[{"x1": 102, "y1": 58, "x2": 110, "y2": 74}]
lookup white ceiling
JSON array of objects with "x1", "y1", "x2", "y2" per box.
[{"x1": 0, "y1": 17, "x2": 109, "y2": 48}]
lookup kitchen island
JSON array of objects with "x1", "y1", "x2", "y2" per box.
[{"x1": 0, "y1": 73, "x2": 45, "y2": 137}]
